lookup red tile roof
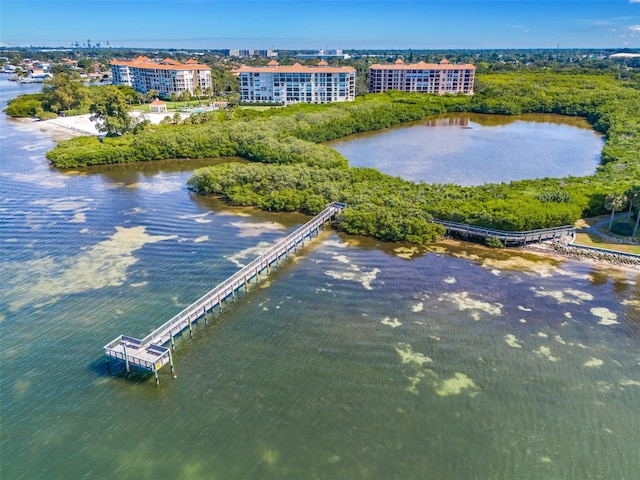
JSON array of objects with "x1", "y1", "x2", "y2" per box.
[
  {"x1": 237, "y1": 63, "x2": 356, "y2": 74},
  {"x1": 370, "y1": 60, "x2": 475, "y2": 71},
  {"x1": 161, "y1": 58, "x2": 182, "y2": 65},
  {"x1": 111, "y1": 58, "x2": 211, "y2": 71}
]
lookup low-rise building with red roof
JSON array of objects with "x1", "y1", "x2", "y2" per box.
[{"x1": 149, "y1": 99, "x2": 168, "y2": 113}]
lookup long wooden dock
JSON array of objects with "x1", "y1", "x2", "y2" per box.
[
  {"x1": 104, "y1": 204, "x2": 579, "y2": 384},
  {"x1": 103, "y1": 202, "x2": 346, "y2": 384},
  {"x1": 433, "y1": 220, "x2": 575, "y2": 247}
]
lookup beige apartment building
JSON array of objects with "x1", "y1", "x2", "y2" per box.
[
  {"x1": 369, "y1": 59, "x2": 476, "y2": 94},
  {"x1": 111, "y1": 56, "x2": 212, "y2": 96},
  {"x1": 237, "y1": 60, "x2": 356, "y2": 105}
]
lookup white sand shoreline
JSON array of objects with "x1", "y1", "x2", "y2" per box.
[{"x1": 12, "y1": 110, "x2": 188, "y2": 140}]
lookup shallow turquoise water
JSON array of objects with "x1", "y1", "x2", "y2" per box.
[{"x1": 1, "y1": 79, "x2": 638, "y2": 479}]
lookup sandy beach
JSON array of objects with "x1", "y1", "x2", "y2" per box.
[{"x1": 12, "y1": 110, "x2": 189, "y2": 140}]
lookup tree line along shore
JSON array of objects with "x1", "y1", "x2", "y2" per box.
[{"x1": 7, "y1": 70, "x2": 640, "y2": 245}]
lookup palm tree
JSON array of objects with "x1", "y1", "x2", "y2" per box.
[
  {"x1": 604, "y1": 193, "x2": 627, "y2": 232},
  {"x1": 205, "y1": 86, "x2": 214, "y2": 102},
  {"x1": 169, "y1": 92, "x2": 179, "y2": 111},
  {"x1": 15, "y1": 67, "x2": 28, "y2": 79},
  {"x1": 181, "y1": 90, "x2": 191, "y2": 108},
  {"x1": 632, "y1": 193, "x2": 640, "y2": 238},
  {"x1": 625, "y1": 185, "x2": 640, "y2": 220},
  {"x1": 146, "y1": 89, "x2": 159, "y2": 102}
]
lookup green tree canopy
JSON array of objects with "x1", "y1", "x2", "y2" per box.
[
  {"x1": 604, "y1": 193, "x2": 627, "y2": 231},
  {"x1": 45, "y1": 70, "x2": 640, "y2": 244},
  {"x1": 632, "y1": 193, "x2": 640, "y2": 238},
  {"x1": 89, "y1": 86, "x2": 147, "y2": 137},
  {"x1": 146, "y1": 89, "x2": 159, "y2": 102},
  {"x1": 625, "y1": 185, "x2": 640, "y2": 220},
  {"x1": 41, "y1": 72, "x2": 88, "y2": 113}
]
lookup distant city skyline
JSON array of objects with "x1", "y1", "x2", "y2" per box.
[{"x1": 1, "y1": 0, "x2": 639, "y2": 50}]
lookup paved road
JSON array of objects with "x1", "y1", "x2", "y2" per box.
[{"x1": 575, "y1": 212, "x2": 638, "y2": 245}]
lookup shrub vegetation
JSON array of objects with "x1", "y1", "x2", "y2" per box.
[{"x1": 41, "y1": 70, "x2": 640, "y2": 244}]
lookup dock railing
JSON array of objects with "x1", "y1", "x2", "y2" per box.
[
  {"x1": 105, "y1": 206, "x2": 593, "y2": 385},
  {"x1": 433, "y1": 220, "x2": 575, "y2": 246},
  {"x1": 103, "y1": 202, "x2": 345, "y2": 383}
]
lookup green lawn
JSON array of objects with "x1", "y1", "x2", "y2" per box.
[
  {"x1": 573, "y1": 215, "x2": 640, "y2": 255},
  {"x1": 131, "y1": 99, "x2": 217, "y2": 113},
  {"x1": 239, "y1": 105, "x2": 282, "y2": 111}
]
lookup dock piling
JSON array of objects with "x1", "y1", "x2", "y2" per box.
[
  {"x1": 123, "y1": 343, "x2": 130, "y2": 373},
  {"x1": 169, "y1": 350, "x2": 177, "y2": 378},
  {"x1": 103, "y1": 203, "x2": 346, "y2": 385}
]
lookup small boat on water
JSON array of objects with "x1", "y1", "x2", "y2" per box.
[{"x1": 19, "y1": 73, "x2": 52, "y2": 83}]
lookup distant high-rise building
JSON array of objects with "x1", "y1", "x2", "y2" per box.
[
  {"x1": 369, "y1": 59, "x2": 476, "y2": 95},
  {"x1": 296, "y1": 49, "x2": 351, "y2": 59},
  {"x1": 87, "y1": 39, "x2": 92, "y2": 48},
  {"x1": 228, "y1": 49, "x2": 249, "y2": 57},
  {"x1": 227, "y1": 49, "x2": 277, "y2": 58}
]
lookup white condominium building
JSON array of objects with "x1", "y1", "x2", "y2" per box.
[
  {"x1": 228, "y1": 49, "x2": 278, "y2": 58},
  {"x1": 111, "y1": 56, "x2": 212, "y2": 96},
  {"x1": 369, "y1": 59, "x2": 476, "y2": 95},
  {"x1": 237, "y1": 60, "x2": 356, "y2": 105}
]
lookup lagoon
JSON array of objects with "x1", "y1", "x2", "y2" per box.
[{"x1": 328, "y1": 113, "x2": 604, "y2": 185}]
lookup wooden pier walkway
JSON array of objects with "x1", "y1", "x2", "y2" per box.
[
  {"x1": 103, "y1": 202, "x2": 346, "y2": 384},
  {"x1": 104, "y1": 203, "x2": 578, "y2": 385},
  {"x1": 433, "y1": 220, "x2": 575, "y2": 247}
]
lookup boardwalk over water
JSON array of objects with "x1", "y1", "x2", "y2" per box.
[
  {"x1": 433, "y1": 220, "x2": 575, "y2": 247},
  {"x1": 103, "y1": 202, "x2": 346, "y2": 384},
  {"x1": 104, "y1": 204, "x2": 579, "y2": 384}
]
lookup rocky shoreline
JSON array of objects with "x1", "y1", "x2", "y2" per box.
[
  {"x1": 555, "y1": 243, "x2": 640, "y2": 267},
  {"x1": 526, "y1": 240, "x2": 640, "y2": 269}
]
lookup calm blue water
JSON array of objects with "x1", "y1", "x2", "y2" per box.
[
  {"x1": 328, "y1": 113, "x2": 603, "y2": 185},
  {"x1": 1, "y1": 78, "x2": 639, "y2": 480}
]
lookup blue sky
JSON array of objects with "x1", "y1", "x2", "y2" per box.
[{"x1": 1, "y1": 0, "x2": 639, "y2": 50}]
